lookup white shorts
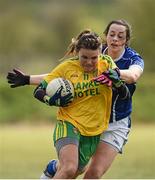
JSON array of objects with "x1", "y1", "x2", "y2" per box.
[{"x1": 100, "y1": 117, "x2": 131, "y2": 153}]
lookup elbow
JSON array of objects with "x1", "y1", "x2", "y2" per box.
[
  {"x1": 126, "y1": 74, "x2": 139, "y2": 84},
  {"x1": 34, "y1": 87, "x2": 46, "y2": 102},
  {"x1": 131, "y1": 74, "x2": 138, "y2": 83},
  {"x1": 120, "y1": 69, "x2": 141, "y2": 84}
]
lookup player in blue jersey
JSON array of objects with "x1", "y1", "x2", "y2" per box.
[
  {"x1": 83, "y1": 19, "x2": 144, "y2": 179},
  {"x1": 7, "y1": 20, "x2": 144, "y2": 179}
]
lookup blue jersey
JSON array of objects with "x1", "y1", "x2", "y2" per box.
[{"x1": 102, "y1": 47, "x2": 144, "y2": 125}]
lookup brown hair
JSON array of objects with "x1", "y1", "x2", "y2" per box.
[
  {"x1": 103, "y1": 19, "x2": 132, "y2": 46},
  {"x1": 64, "y1": 29, "x2": 102, "y2": 58}
]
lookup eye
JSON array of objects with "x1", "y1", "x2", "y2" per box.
[
  {"x1": 118, "y1": 35, "x2": 124, "y2": 39},
  {"x1": 82, "y1": 55, "x2": 88, "y2": 59},
  {"x1": 118, "y1": 33, "x2": 126, "y2": 40},
  {"x1": 92, "y1": 56, "x2": 97, "y2": 60},
  {"x1": 109, "y1": 33, "x2": 115, "y2": 37}
]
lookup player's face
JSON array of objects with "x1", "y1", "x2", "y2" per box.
[
  {"x1": 79, "y1": 48, "x2": 100, "y2": 73},
  {"x1": 106, "y1": 24, "x2": 127, "y2": 52}
]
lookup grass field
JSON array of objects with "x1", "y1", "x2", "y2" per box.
[{"x1": 0, "y1": 123, "x2": 155, "y2": 179}]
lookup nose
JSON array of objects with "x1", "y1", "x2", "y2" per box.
[
  {"x1": 112, "y1": 35, "x2": 118, "y2": 41},
  {"x1": 85, "y1": 59, "x2": 94, "y2": 65}
]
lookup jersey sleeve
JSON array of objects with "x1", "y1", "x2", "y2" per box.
[
  {"x1": 44, "y1": 61, "x2": 68, "y2": 83},
  {"x1": 130, "y1": 55, "x2": 144, "y2": 71}
]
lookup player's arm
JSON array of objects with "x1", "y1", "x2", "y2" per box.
[
  {"x1": 7, "y1": 69, "x2": 47, "y2": 88},
  {"x1": 33, "y1": 80, "x2": 72, "y2": 107},
  {"x1": 30, "y1": 74, "x2": 48, "y2": 85},
  {"x1": 120, "y1": 66, "x2": 143, "y2": 84}
]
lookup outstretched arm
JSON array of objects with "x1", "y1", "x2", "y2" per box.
[
  {"x1": 30, "y1": 74, "x2": 48, "y2": 85},
  {"x1": 7, "y1": 69, "x2": 47, "y2": 88}
]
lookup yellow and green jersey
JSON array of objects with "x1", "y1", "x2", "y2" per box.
[{"x1": 44, "y1": 54, "x2": 117, "y2": 136}]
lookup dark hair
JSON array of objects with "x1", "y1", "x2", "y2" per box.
[
  {"x1": 64, "y1": 29, "x2": 102, "y2": 57},
  {"x1": 103, "y1": 19, "x2": 132, "y2": 46}
]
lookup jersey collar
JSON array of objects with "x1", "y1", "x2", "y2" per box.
[{"x1": 103, "y1": 47, "x2": 125, "y2": 62}]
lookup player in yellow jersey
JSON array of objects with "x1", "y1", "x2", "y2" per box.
[
  {"x1": 40, "y1": 54, "x2": 116, "y2": 136},
  {"x1": 7, "y1": 30, "x2": 130, "y2": 179},
  {"x1": 33, "y1": 30, "x2": 130, "y2": 179}
]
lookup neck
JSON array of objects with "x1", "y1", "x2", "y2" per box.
[{"x1": 106, "y1": 48, "x2": 125, "y2": 61}]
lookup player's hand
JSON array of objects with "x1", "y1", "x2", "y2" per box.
[
  {"x1": 93, "y1": 74, "x2": 112, "y2": 87},
  {"x1": 7, "y1": 69, "x2": 30, "y2": 88},
  {"x1": 102, "y1": 68, "x2": 123, "y2": 88},
  {"x1": 46, "y1": 86, "x2": 73, "y2": 107},
  {"x1": 93, "y1": 68, "x2": 123, "y2": 88}
]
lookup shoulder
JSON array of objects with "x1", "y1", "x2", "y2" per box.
[
  {"x1": 124, "y1": 47, "x2": 144, "y2": 69},
  {"x1": 124, "y1": 47, "x2": 142, "y2": 59},
  {"x1": 100, "y1": 54, "x2": 113, "y2": 63},
  {"x1": 99, "y1": 54, "x2": 117, "y2": 69},
  {"x1": 47, "y1": 57, "x2": 80, "y2": 79},
  {"x1": 68, "y1": 56, "x2": 79, "y2": 61}
]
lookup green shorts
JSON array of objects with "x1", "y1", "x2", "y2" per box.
[{"x1": 53, "y1": 120, "x2": 100, "y2": 169}]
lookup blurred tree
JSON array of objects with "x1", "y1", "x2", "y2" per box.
[
  {"x1": 0, "y1": 0, "x2": 154, "y2": 74},
  {"x1": 111, "y1": 0, "x2": 155, "y2": 72}
]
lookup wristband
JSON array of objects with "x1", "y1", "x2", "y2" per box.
[
  {"x1": 25, "y1": 75, "x2": 30, "y2": 85},
  {"x1": 43, "y1": 95, "x2": 50, "y2": 105}
]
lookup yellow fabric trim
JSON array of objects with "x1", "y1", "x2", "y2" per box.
[
  {"x1": 63, "y1": 121, "x2": 67, "y2": 137},
  {"x1": 55, "y1": 124, "x2": 59, "y2": 141}
]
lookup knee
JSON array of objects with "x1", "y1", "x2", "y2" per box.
[
  {"x1": 62, "y1": 164, "x2": 78, "y2": 178},
  {"x1": 84, "y1": 166, "x2": 104, "y2": 179}
]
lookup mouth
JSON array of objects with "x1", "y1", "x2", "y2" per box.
[
  {"x1": 111, "y1": 43, "x2": 118, "y2": 48},
  {"x1": 84, "y1": 66, "x2": 95, "y2": 72}
]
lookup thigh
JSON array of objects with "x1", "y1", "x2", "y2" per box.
[
  {"x1": 83, "y1": 141, "x2": 118, "y2": 178},
  {"x1": 79, "y1": 135, "x2": 100, "y2": 170},
  {"x1": 53, "y1": 121, "x2": 80, "y2": 172},
  {"x1": 91, "y1": 141, "x2": 118, "y2": 170},
  {"x1": 59, "y1": 143, "x2": 79, "y2": 167}
]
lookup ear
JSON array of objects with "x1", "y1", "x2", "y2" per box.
[{"x1": 125, "y1": 39, "x2": 130, "y2": 46}]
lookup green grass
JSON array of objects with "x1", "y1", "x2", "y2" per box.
[
  {"x1": 0, "y1": 123, "x2": 155, "y2": 179},
  {"x1": 103, "y1": 123, "x2": 155, "y2": 179}
]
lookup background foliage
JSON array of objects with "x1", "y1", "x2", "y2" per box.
[
  {"x1": 0, "y1": 0, "x2": 155, "y2": 73},
  {"x1": 0, "y1": 0, "x2": 154, "y2": 124}
]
